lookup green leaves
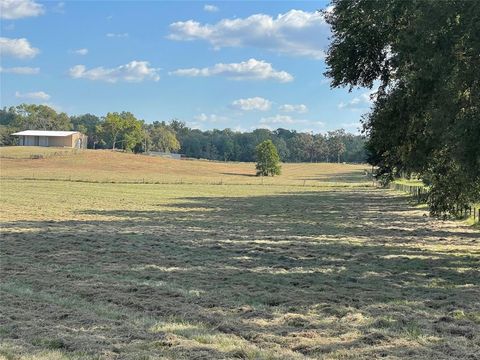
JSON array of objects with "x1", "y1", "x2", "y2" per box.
[
  {"x1": 103, "y1": 112, "x2": 144, "y2": 151},
  {"x1": 255, "y1": 140, "x2": 281, "y2": 177},
  {"x1": 325, "y1": 0, "x2": 480, "y2": 216}
]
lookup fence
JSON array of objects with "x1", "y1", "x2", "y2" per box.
[{"x1": 389, "y1": 182, "x2": 480, "y2": 222}]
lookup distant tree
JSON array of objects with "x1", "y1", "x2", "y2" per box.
[
  {"x1": 102, "y1": 113, "x2": 124, "y2": 150},
  {"x1": 313, "y1": 134, "x2": 328, "y2": 162},
  {"x1": 0, "y1": 125, "x2": 16, "y2": 146},
  {"x1": 70, "y1": 114, "x2": 101, "y2": 148},
  {"x1": 11, "y1": 104, "x2": 72, "y2": 131},
  {"x1": 149, "y1": 122, "x2": 180, "y2": 152},
  {"x1": 0, "y1": 107, "x2": 17, "y2": 126},
  {"x1": 327, "y1": 129, "x2": 347, "y2": 163},
  {"x1": 102, "y1": 112, "x2": 143, "y2": 151},
  {"x1": 272, "y1": 137, "x2": 289, "y2": 161},
  {"x1": 255, "y1": 140, "x2": 281, "y2": 176}
]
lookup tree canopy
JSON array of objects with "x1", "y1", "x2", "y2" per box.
[
  {"x1": 325, "y1": 0, "x2": 480, "y2": 216},
  {"x1": 255, "y1": 140, "x2": 281, "y2": 177}
]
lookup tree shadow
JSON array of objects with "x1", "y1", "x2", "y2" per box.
[
  {"x1": 298, "y1": 171, "x2": 368, "y2": 183},
  {"x1": 1, "y1": 189, "x2": 479, "y2": 359},
  {"x1": 220, "y1": 172, "x2": 257, "y2": 177}
]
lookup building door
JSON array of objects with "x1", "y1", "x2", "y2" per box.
[{"x1": 34, "y1": 136, "x2": 39, "y2": 146}]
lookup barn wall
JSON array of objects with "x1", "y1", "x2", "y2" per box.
[
  {"x1": 48, "y1": 136, "x2": 73, "y2": 147},
  {"x1": 24, "y1": 136, "x2": 36, "y2": 146},
  {"x1": 18, "y1": 134, "x2": 87, "y2": 147}
]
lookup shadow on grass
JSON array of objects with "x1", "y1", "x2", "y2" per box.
[
  {"x1": 1, "y1": 189, "x2": 479, "y2": 359},
  {"x1": 298, "y1": 171, "x2": 368, "y2": 183},
  {"x1": 220, "y1": 172, "x2": 257, "y2": 177}
]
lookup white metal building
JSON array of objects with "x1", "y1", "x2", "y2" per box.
[{"x1": 12, "y1": 130, "x2": 88, "y2": 148}]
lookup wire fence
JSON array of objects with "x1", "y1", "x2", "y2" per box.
[{"x1": 389, "y1": 182, "x2": 480, "y2": 222}]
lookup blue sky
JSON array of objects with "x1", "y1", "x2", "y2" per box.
[{"x1": 0, "y1": 0, "x2": 373, "y2": 133}]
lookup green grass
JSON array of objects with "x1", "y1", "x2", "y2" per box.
[
  {"x1": 393, "y1": 178, "x2": 425, "y2": 187},
  {"x1": 0, "y1": 167, "x2": 479, "y2": 359}
]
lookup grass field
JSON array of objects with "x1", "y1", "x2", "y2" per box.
[
  {"x1": 0, "y1": 148, "x2": 479, "y2": 359},
  {"x1": 0, "y1": 147, "x2": 368, "y2": 186}
]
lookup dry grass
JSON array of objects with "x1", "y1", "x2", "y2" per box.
[
  {"x1": 0, "y1": 148, "x2": 479, "y2": 360},
  {"x1": 0, "y1": 147, "x2": 368, "y2": 186},
  {"x1": 0, "y1": 147, "x2": 78, "y2": 160}
]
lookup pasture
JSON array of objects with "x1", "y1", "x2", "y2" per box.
[
  {"x1": 0, "y1": 147, "x2": 367, "y2": 186},
  {"x1": 0, "y1": 149, "x2": 479, "y2": 359}
]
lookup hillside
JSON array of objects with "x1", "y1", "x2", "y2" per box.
[{"x1": 0, "y1": 147, "x2": 369, "y2": 186}]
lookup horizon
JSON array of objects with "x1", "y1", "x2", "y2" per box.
[{"x1": 0, "y1": 0, "x2": 373, "y2": 134}]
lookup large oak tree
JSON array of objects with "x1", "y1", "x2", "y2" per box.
[{"x1": 324, "y1": 0, "x2": 480, "y2": 216}]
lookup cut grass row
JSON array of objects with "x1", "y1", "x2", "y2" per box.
[{"x1": 1, "y1": 179, "x2": 479, "y2": 359}]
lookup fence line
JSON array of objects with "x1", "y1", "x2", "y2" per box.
[
  {"x1": 0, "y1": 176, "x2": 371, "y2": 189},
  {"x1": 389, "y1": 182, "x2": 480, "y2": 222}
]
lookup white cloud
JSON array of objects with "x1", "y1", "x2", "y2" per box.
[
  {"x1": 204, "y1": 4, "x2": 218, "y2": 12},
  {"x1": 261, "y1": 114, "x2": 304, "y2": 125},
  {"x1": 69, "y1": 61, "x2": 160, "y2": 83},
  {"x1": 0, "y1": 66, "x2": 39, "y2": 74},
  {"x1": 74, "y1": 48, "x2": 88, "y2": 55},
  {"x1": 194, "y1": 113, "x2": 228, "y2": 123},
  {"x1": 168, "y1": 9, "x2": 328, "y2": 59},
  {"x1": 15, "y1": 90, "x2": 50, "y2": 100},
  {"x1": 170, "y1": 58, "x2": 293, "y2": 83},
  {"x1": 0, "y1": 0, "x2": 44, "y2": 19},
  {"x1": 260, "y1": 114, "x2": 324, "y2": 128},
  {"x1": 231, "y1": 97, "x2": 271, "y2": 111},
  {"x1": 279, "y1": 103, "x2": 308, "y2": 113},
  {"x1": 106, "y1": 32, "x2": 129, "y2": 38},
  {"x1": 338, "y1": 91, "x2": 375, "y2": 110},
  {"x1": 0, "y1": 37, "x2": 39, "y2": 58}
]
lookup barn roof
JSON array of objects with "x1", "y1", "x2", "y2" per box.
[{"x1": 11, "y1": 130, "x2": 79, "y2": 137}]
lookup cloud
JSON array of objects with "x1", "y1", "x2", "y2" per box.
[
  {"x1": 106, "y1": 32, "x2": 129, "y2": 38},
  {"x1": 279, "y1": 103, "x2": 308, "y2": 113},
  {"x1": 170, "y1": 58, "x2": 293, "y2": 83},
  {"x1": 69, "y1": 61, "x2": 160, "y2": 83},
  {"x1": 204, "y1": 4, "x2": 218, "y2": 12},
  {"x1": 231, "y1": 97, "x2": 271, "y2": 111},
  {"x1": 194, "y1": 113, "x2": 228, "y2": 123},
  {"x1": 338, "y1": 91, "x2": 375, "y2": 110},
  {"x1": 260, "y1": 114, "x2": 324, "y2": 128},
  {"x1": 15, "y1": 90, "x2": 50, "y2": 100},
  {"x1": 73, "y1": 48, "x2": 88, "y2": 55},
  {"x1": 0, "y1": 37, "x2": 39, "y2": 58},
  {"x1": 168, "y1": 9, "x2": 328, "y2": 58},
  {"x1": 0, "y1": 0, "x2": 44, "y2": 19},
  {"x1": 0, "y1": 66, "x2": 39, "y2": 74}
]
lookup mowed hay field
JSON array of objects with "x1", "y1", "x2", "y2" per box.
[
  {"x1": 0, "y1": 147, "x2": 367, "y2": 186},
  {"x1": 0, "y1": 148, "x2": 479, "y2": 360}
]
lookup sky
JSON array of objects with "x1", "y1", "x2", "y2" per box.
[{"x1": 0, "y1": 0, "x2": 373, "y2": 134}]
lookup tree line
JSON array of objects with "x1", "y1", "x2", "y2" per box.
[{"x1": 0, "y1": 104, "x2": 367, "y2": 163}]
